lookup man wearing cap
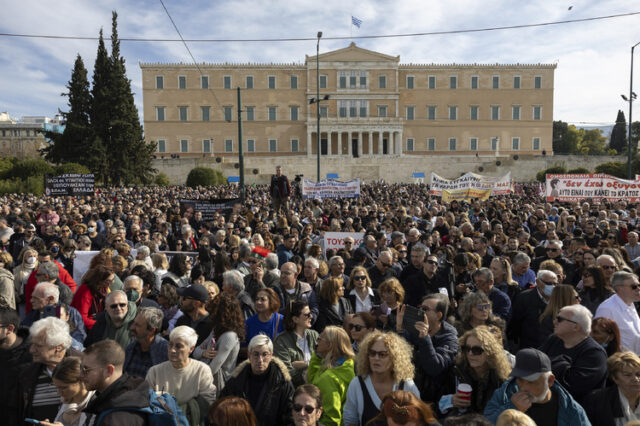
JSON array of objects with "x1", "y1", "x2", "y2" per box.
[
  {"x1": 244, "y1": 248, "x2": 280, "y2": 300},
  {"x1": 484, "y1": 348, "x2": 590, "y2": 425},
  {"x1": 174, "y1": 284, "x2": 211, "y2": 346}
]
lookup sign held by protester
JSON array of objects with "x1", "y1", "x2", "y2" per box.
[
  {"x1": 324, "y1": 232, "x2": 364, "y2": 252},
  {"x1": 179, "y1": 198, "x2": 240, "y2": 221},
  {"x1": 302, "y1": 178, "x2": 360, "y2": 199},
  {"x1": 44, "y1": 174, "x2": 95, "y2": 196},
  {"x1": 430, "y1": 172, "x2": 512, "y2": 200},
  {"x1": 546, "y1": 173, "x2": 640, "y2": 202}
]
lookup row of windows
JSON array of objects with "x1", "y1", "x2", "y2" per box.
[
  {"x1": 155, "y1": 74, "x2": 543, "y2": 91},
  {"x1": 406, "y1": 105, "x2": 542, "y2": 121},
  {"x1": 405, "y1": 137, "x2": 542, "y2": 152},
  {"x1": 0, "y1": 129, "x2": 42, "y2": 137},
  {"x1": 157, "y1": 138, "x2": 301, "y2": 153},
  {"x1": 156, "y1": 106, "x2": 299, "y2": 122}
]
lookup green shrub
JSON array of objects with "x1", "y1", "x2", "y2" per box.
[
  {"x1": 186, "y1": 167, "x2": 225, "y2": 188},
  {"x1": 595, "y1": 161, "x2": 627, "y2": 179},
  {"x1": 0, "y1": 157, "x2": 18, "y2": 179},
  {"x1": 536, "y1": 166, "x2": 567, "y2": 182},
  {"x1": 154, "y1": 172, "x2": 171, "y2": 186},
  {"x1": 7, "y1": 158, "x2": 54, "y2": 180},
  {"x1": 0, "y1": 177, "x2": 44, "y2": 195},
  {"x1": 54, "y1": 163, "x2": 91, "y2": 175},
  {"x1": 567, "y1": 167, "x2": 590, "y2": 174}
]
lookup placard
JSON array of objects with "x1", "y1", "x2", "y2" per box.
[{"x1": 44, "y1": 174, "x2": 95, "y2": 196}]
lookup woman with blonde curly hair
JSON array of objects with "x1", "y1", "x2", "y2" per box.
[
  {"x1": 343, "y1": 330, "x2": 419, "y2": 425},
  {"x1": 454, "y1": 291, "x2": 505, "y2": 337},
  {"x1": 444, "y1": 325, "x2": 511, "y2": 416}
]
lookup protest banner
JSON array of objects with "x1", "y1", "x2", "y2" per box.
[
  {"x1": 180, "y1": 198, "x2": 240, "y2": 221},
  {"x1": 430, "y1": 172, "x2": 512, "y2": 200},
  {"x1": 302, "y1": 178, "x2": 360, "y2": 199},
  {"x1": 323, "y1": 232, "x2": 365, "y2": 253},
  {"x1": 546, "y1": 173, "x2": 640, "y2": 202},
  {"x1": 44, "y1": 174, "x2": 95, "y2": 196}
]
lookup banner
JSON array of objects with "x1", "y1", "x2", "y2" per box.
[
  {"x1": 430, "y1": 172, "x2": 512, "y2": 200},
  {"x1": 323, "y1": 232, "x2": 365, "y2": 253},
  {"x1": 180, "y1": 198, "x2": 240, "y2": 221},
  {"x1": 44, "y1": 174, "x2": 95, "y2": 196},
  {"x1": 302, "y1": 178, "x2": 360, "y2": 199},
  {"x1": 546, "y1": 173, "x2": 640, "y2": 202}
]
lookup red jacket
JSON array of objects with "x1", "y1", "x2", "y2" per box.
[
  {"x1": 24, "y1": 260, "x2": 77, "y2": 313},
  {"x1": 70, "y1": 284, "x2": 103, "y2": 330}
]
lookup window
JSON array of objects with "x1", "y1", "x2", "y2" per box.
[
  {"x1": 269, "y1": 139, "x2": 277, "y2": 152},
  {"x1": 534, "y1": 76, "x2": 542, "y2": 89},
  {"x1": 470, "y1": 106, "x2": 478, "y2": 120},
  {"x1": 246, "y1": 106, "x2": 254, "y2": 121},
  {"x1": 320, "y1": 106, "x2": 328, "y2": 118},
  {"x1": 470, "y1": 138, "x2": 478, "y2": 151},
  {"x1": 290, "y1": 75, "x2": 298, "y2": 89},
  {"x1": 533, "y1": 137, "x2": 541, "y2": 150},
  {"x1": 427, "y1": 106, "x2": 436, "y2": 120},
  {"x1": 491, "y1": 137, "x2": 499, "y2": 150},
  {"x1": 428, "y1": 138, "x2": 436, "y2": 151},
  {"x1": 224, "y1": 106, "x2": 232, "y2": 121},
  {"x1": 156, "y1": 106, "x2": 165, "y2": 121},
  {"x1": 512, "y1": 106, "x2": 521, "y2": 120},
  {"x1": 350, "y1": 71, "x2": 357, "y2": 88},
  {"x1": 268, "y1": 107, "x2": 277, "y2": 121},
  {"x1": 406, "y1": 138, "x2": 414, "y2": 152},
  {"x1": 450, "y1": 76, "x2": 457, "y2": 89},
  {"x1": 319, "y1": 75, "x2": 327, "y2": 89},
  {"x1": 339, "y1": 71, "x2": 347, "y2": 89},
  {"x1": 406, "y1": 106, "x2": 415, "y2": 120},
  {"x1": 157, "y1": 139, "x2": 166, "y2": 153},
  {"x1": 225, "y1": 139, "x2": 233, "y2": 152},
  {"x1": 247, "y1": 139, "x2": 255, "y2": 152},
  {"x1": 291, "y1": 139, "x2": 299, "y2": 152},
  {"x1": 471, "y1": 76, "x2": 478, "y2": 89},
  {"x1": 491, "y1": 106, "x2": 500, "y2": 120},
  {"x1": 339, "y1": 100, "x2": 347, "y2": 117},
  {"x1": 512, "y1": 137, "x2": 520, "y2": 150},
  {"x1": 349, "y1": 100, "x2": 357, "y2": 118},
  {"x1": 179, "y1": 106, "x2": 188, "y2": 121},
  {"x1": 407, "y1": 76, "x2": 414, "y2": 89},
  {"x1": 514, "y1": 76, "x2": 521, "y2": 89},
  {"x1": 492, "y1": 76, "x2": 500, "y2": 89},
  {"x1": 379, "y1": 75, "x2": 386, "y2": 89},
  {"x1": 449, "y1": 138, "x2": 457, "y2": 151},
  {"x1": 246, "y1": 76, "x2": 254, "y2": 89},
  {"x1": 202, "y1": 139, "x2": 211, "y2": 153},
  {"x1": 428, "y1": 75, "x2": 436, "y2": 89},
  {"x1": 223, "y1": 75, "x2": 231, "y2": 89},
  {"x1": 201, "y1": 106, "x2": 210, "y2": 121},
  {"x1": 378, "y1": 105, "x2": 387, "y2": 117},
  {"x1": 449, "y1": 106, "x2": 457, "y2": 120},
  {"x1": 533, "y1": 106, "x2": 542, "y2": 120},
  {"x1": 359, "y1": 100, "x2": 367, "y2": 117},
  {"x1": 201, "y1": 75, "x2": 209, "y2": 89},
  {"x1": 180, "y1": 139, "x2": 188, "y2": 152},
  {"x1": 360, "y1": 71, "x2": 367, "y2": 88},
  {"x1": 290, "y1": 106, "x2": 299, "y2": 121},
  {"x1": 268, "y1": 76, "x2": 276, "y2": 89},
  {"x1": 178, "y1": 76, "x2": 186, "y2": 89},
  {"x1": 156, "y1": 76, "x2": 164, "y2": 89}
]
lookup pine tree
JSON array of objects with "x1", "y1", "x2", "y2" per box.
[
  {"x1": 610, "y1": 109, "x2": 627, "y2": 154},
  {"x1": 89, "y1": 28, "x2": 112, "y2": 183}
]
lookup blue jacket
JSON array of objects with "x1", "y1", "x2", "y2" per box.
[
  {"x1": 123, "y1": 334, "x2": 169, "y2": 377},
  {"x1": 483, "y1": 377, "x2": 591, "y2": 425}
]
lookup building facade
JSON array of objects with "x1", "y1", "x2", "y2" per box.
[
  {"x1": 0, "y1": 112, "x2": 61, "y2": 159},
  {"x1": 141, "y1": 43, "x2": 555, "y2": 159}
]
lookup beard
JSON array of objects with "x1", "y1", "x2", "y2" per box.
[{"x1": 530, "y1": 380, "x2": 550, "y2": 403}]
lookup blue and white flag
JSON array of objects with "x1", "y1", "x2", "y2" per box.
[{"x1": 351, "y1": 16, "x2": 362, "y2": 28}]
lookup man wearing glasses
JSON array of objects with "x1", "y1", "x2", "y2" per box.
[
  {"x1": 597, "y1": 254, "x2": 619, "y2": 285},
  {"x1": 532, "y1": 240, "x2": 575, "y2": 284},
  {"x1": 367, "y1": 251, "x2": 397, "y2": 289},
  {"x1": 595, "y1": 271, "x2": 640, "y2": 354},
  {"x1": 403, "y1": 253, "x2": 448, "y2": 306},
  {"x1": 85, "y1": 290, "x2": 137, "y2": 349}
]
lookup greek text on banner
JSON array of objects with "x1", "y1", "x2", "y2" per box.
[
  {"x1": 302, "y1": 178, "x2": 360, "y2": 199},
  {"x1": 546, "y1": 173, "x2": 640, "y2": 202}
]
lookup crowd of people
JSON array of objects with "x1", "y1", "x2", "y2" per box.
[{"x1": 2, "y1": 165, "x2": 640, "y2": 425}]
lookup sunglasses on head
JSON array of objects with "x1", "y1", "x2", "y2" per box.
[
  {"x1": 462, "y1": 345, "x2": 484, "y2": 355},
  {"x1": 293, "y1": 403, "x2": 316, "y2": 414}
]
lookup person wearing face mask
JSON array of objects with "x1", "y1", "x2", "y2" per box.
[
  {"x1": 14, "y1": 248, "x2": 39, "y2": 305},
  {"x1": 124, "y1": 275, "x2": 159, "y2": 309},
  {"x1": 87, "y1": 220, "x2": 106, "y2": 250}
]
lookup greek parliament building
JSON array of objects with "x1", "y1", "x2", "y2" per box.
[{"x1": 141, "y1": 43, "x2": 555, "y2": 181}]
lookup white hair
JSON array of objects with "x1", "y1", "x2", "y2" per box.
[
  {"x1": 124, "y1": 275, "x2": 143, "y2": 290},
  {"x1": 170, "y1": 325, "x2": 198, "y2": 348},
  {"x1": 248, "y1": 334, "x2": 273, "y2": 353},
  {"x1": 560, "y1": 304, "x2": 592, "y2": 334},
  {"x1": 544, "y1": 239, "x2": 563, "y2": 248},
  {"x1": 34, "y1": 282, "x2": 59, "y2": 304},
  {"x1": 137, "y1": 245, "x2": 150, "y2": 257},
  {"x1": 223, "y1": 270, "x2": 245, "y2": 292},
  {"x1": 105, "y1": 290, "x2": 127, "y2": 304},
  {"x1": 30, "y1": 317, "x2": 72, "y2": 350},
  {"x1": 536, "y1": 270, "x2": 557, "y2": 282},
  {"x1": 305, "y1": 257, "x2": 319, "y2": 269}
]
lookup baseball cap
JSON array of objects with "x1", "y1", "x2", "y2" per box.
[
  {"x1": 511, "y1": 348, "x2": 551, "y2": 381},
  {"x1": 177, "y1": 284, "x2": 209, "y2": 303}
]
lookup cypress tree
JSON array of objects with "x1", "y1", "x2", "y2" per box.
[
  {"x1": 610, "y1": 109, "x2": 627, "y2": 154},
  {"x1": 89, "y1": 28, "x2": 111, "y2": 183}
]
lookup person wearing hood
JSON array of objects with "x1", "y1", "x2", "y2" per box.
[
  {"x1": 220, "y1": 334, "x2": 295, "y2": 426},
  {"x1": 84, "y1": 290, "x2": 137, "y2": 349}
]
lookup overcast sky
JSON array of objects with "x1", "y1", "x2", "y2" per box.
[{"x1": 1, "y1": 0, "x2": 639, "y2": 127}]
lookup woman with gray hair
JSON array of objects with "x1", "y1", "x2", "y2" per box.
[{"x1": 146, "y1": 325, "x2": 216, "y2": 426}]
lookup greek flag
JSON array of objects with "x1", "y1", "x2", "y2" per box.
[{"x1": 351, "y1": 16, "x2": 362, "y2": 28}]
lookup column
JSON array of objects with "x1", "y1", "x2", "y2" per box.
[
  {"x1": 337, "y1": 130, "x2": 342, "y2": 156},
  {"x1": 397, "y1": 130, "x2": 403, "y2": 156},
  {"x1": 307, "y1": 131, "x2": 312, "y2": 157},
  {"x1": 368, "y1": 131, "x2": 373, "y2": 155},
  {"x1": 378, "y1": 131, "x2": 384, "y2": 156},
  {"x1": 347, "y1": 131, "x2": 352, "y2": 157},
  {"x1": 358, "y1": 131, "x2": 363, "y2": 157}
]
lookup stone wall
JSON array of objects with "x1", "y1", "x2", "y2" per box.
[{"x1": 153, "y1": 154, "x2": 622, "y2": 184}]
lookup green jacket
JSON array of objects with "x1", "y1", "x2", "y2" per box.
[
  {"x1": 273, "y1": 329, "x2": 319, "y2": 387},
  {"x1": 308, "y1": 352, "x2": 355, "y2": 426}
]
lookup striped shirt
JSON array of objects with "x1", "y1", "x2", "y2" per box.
[{"x1": 32, "y1": 368, "x2": 60, "y2": 421}]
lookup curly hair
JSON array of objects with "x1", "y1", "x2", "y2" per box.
[
  {"x1": 206, "y1": 293, "x2": 246, "y2": 341},
  {"x1": 455, "y1": 292, "x2": 505, "y2": 334},
  {"x1": 81, "y1": 265, "x2": 114, "y2": 292},
  {"x1": 356, "y1": 330, "x2": 415, "y2": 382},
  {"x1": 456, "y1": 325, "x2": 512, "y2": 382}
]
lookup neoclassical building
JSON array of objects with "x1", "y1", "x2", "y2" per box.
[{"x1": 141, "y1": 43, "x2": 555, "y2": 159}]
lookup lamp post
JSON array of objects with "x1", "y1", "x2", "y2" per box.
[
  {"x1": 309, "y1": 32, "x2": 330, "y2": 181},
  {"x1": 623, "y1": 42, "x2": 640, "y2": 179}
]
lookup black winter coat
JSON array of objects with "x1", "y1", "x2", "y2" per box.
[
  {"x1": 313, "y1": 297, "x2": 353, "y2": 332},
  {"x1": 507, "y1": 288, "x2": 547, "y2": 349},
  {"x1": 84, "y1": 374, "x2": 150, "y2": 426},
  {"x1": 583, "y1": 385, "x2": 625, "y2": 426}
]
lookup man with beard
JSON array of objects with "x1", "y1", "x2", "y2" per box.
[{"x1": 123, "y1": 307, "x2": 168, "y2": 378}]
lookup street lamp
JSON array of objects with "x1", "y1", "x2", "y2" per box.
[
  {"x1": 623, "y1": 41, "x2": 640, "y2": 179},
  {"x1": 310, "y1": 31, "x2": 323, "y2": 181}
]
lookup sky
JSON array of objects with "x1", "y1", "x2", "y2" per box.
[{"x1": 1, "y1": 0, "x2": 639, "y2": 128}]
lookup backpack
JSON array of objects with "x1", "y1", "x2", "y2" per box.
[{"x1": 96, "y1": 388, "x2": 189, "y2": 426}]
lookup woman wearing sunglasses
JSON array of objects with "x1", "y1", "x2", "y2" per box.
[
  {"x1": 347, "y1": 267, "x2": 379, "y2": 314},
  {"x1": 274, "y1": 301, "x2": 319, "y2": 387},
  {"x1": 343, "y1": 330, "x2": 419, "y2": 426},
  {"x1": 291, "y1": 384, "x2": 324, "y2": 426},
  {"x1": 454, "y1": 292, "x2": 505, "y2": 338},
  {"x1": 347, "y1": 312, "x2": 377, "y2": 354},
  {"x1": 579, "y1": 266, "x2": 614, "y2": 315}
]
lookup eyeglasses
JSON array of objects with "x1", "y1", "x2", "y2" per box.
[
  {"x1": 476, "y1": 303, "x2": 491, "y2": 311},
  {"x1": 349, "y1": 324, "x2": 364, "y2": 331},
  {"x1": 109, "y1": 303, "x2": 127, "y2": 309},
  {"x1": 380, "y1": 262, "x2": 392, "y2": 268},
  {"x1": 293, "y1": 403, "x2": 316, "y2": 414},
  {"x1": 80, "y1": 365, "x2": 100, "y2": 375},
  {"x1": 353, "y1": 276, "x2": 366, "y2": 281},
  {"x1": 250, "y1": 351, "x2": 272, "y2": 359},
  {"x1": 462, "y1": 345, "x2": 485, "y2": 356},
  {"x1": 298, "y1": 312, "x2": 312, "y2": 318},
  {"x1": 425, "y1": 260, "x2": 438, "y2": 266},
  {"x1": 601, "y1": 265, "x2": 617, "y2": 270},
  {"x1": 627, "y1": 284, "x2": 640, "y2": 290},
  {"x1": 113, "y1": 239, "x2": 122, "y2": 243},
  {"x1": 368, "y1": 349, "x2": 390, "y2": 359},
  {"x1": 574, "y1": 294, "x2": 581, "y2": 301},
  {"x1": 399, "y1": 250, "x2": 407, "y2": 253},
  {"x1": 546, "y1": 248, "x2": 561, "y2": 252},
  {"x1": 556, "y1": 316, "x2": 578, "y2": 324}
]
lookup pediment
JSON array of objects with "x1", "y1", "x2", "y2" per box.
[{"x1": 306, "y1": 42, "x2": 399, "y2": 64}]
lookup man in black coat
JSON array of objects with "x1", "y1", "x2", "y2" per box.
[
  {"x1": 367, "y1": 250, "x2": 397, "y2": 289},
  {"x1": 269, "y1": 165, "x2": 291, "y2": 213},
  {"x1": 531, "y1": 240, "x2": 575, "y2": 283},
  {"x1": 402, "y1": 254, "x2": 449, "y2": 306}
]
